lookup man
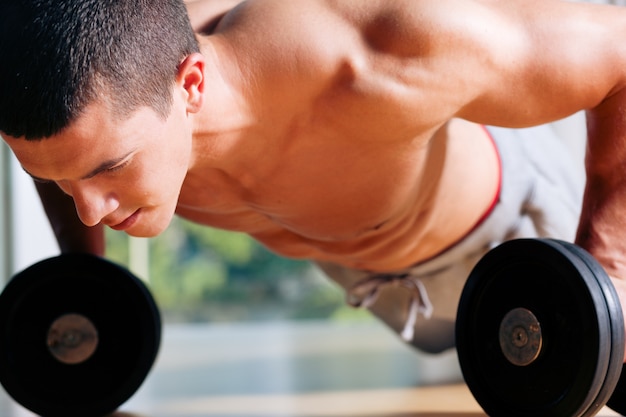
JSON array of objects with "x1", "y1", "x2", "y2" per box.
[{"x1": 1, "y1": 0, "x2": 626, "y2": 354}]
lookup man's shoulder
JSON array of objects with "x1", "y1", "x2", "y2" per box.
[
  {"x1": 216, "y1": 0, "x2": 360, "y2": 50},
  {"x1": 213, "y1": 0, "x2": 366, "y2": 88}
]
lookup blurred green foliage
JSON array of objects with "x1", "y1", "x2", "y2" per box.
[{"x1": 106, "y1": 217, "x2": 370, "y2": 323}]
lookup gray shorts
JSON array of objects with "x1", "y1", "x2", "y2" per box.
[{"x1": 316, "y1": 124, "x2": 585, "y2": 353}]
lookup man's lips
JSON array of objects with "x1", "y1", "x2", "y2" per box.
[{"x1": 109, "y1": 210, "x2": 140, "y2": 231}]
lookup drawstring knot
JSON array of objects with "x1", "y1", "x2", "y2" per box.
[{"x1": 347, "y1": 273, "x2": 433, "y2": 342}]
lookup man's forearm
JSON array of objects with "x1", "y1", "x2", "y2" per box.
[
  {"x1": 35, "y1": 181, "x2": 105, "y2": 256},
  {"x1": 577, "y1": 89, "x2": 626, "y2": 278}
]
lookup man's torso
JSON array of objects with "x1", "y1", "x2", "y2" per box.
[{"x1": 176, "y1": 0, "x2": 501, "y2": 271}]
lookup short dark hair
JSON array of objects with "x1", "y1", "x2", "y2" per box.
[{"x1": 0, "y1": 0, "x2": 199, "y2": 139}]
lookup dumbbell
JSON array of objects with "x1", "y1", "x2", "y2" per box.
[
  {"x1": 0, "y1": 253, "x2": 161, "y2": 417},
  {"x1": 456, "y1": 238, "x2": 626, "y2": 417}
]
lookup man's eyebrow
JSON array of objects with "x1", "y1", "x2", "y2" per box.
[{"x1": 21, "y1": 151, "x2": 135, "y2": 183}]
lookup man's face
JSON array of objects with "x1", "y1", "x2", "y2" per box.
[{"x1": 2, "y1": 98, "x2": 194, "y2": 237}]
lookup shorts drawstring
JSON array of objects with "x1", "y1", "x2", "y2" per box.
[{"x1": 347, "y1": 273, "x2": 433, "y2": 342}]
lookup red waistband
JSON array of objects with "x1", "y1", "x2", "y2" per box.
[{"x1": 470, "y1": 125, "x2": 502, "y2": 232}]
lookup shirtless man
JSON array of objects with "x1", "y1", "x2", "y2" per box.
[{"x1": 1, "y1": 0, "x2": 626, "y2": 354}]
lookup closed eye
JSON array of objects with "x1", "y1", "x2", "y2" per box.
[
  {"x1": 104, "y1": 159, "x2": 131, "y2": 175},
  {"x1": 83, "y1": 152, "x2": 135, "y2": 180}
]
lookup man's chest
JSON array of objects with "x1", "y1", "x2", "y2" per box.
[{"x1": 176, "y1": 133, "x2": 432, "y2": 240}]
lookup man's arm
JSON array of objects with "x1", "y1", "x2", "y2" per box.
[
  {"x1": 35, "y1": 181, "x2": 105, "y2": 256},
  {"x1": 447, "y1": 0, "x2": 625, "y2": 126},
  {"x1": 459, "y1": 0, "x2": 626, "y2": 278},
  {"x1": 390, "y1": 0, "x2": 626, "y2": 276},
  {"x1": 577, "y1": 88, "x2": 626, "y2": 279}
]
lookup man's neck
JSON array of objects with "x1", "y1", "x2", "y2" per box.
[{"x1": 194, "y1": 39, "x2": 255, "y2": 133}]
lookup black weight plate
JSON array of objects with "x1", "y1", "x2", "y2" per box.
[
  {"x1": 456, "y1": 238, "x2": 623, "y2": 417},
  {"x1": 0, "y1": 253, "x2": 161, "y2": 417},
  {"x1": 555, "y1": 240, "x2": 625, "y2": 416}
]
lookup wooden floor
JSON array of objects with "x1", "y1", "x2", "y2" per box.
[
  {"x1": 122, "y1": 383, "x2": 486, "y2": 416},
  {"x1": 0, "y1": 321, "x2": 621, "y2": 417},
  {"x1": 116, "y1": 385, "x2": 620, "y2": 417}
]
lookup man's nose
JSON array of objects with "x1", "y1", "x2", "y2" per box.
[{"x1": 60, "y1": 181, "x2": 119, "y2": 227}]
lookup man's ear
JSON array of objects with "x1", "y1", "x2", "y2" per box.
[{"x1": 176, "y1": 52, "x2": 205, "y2": 113}]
